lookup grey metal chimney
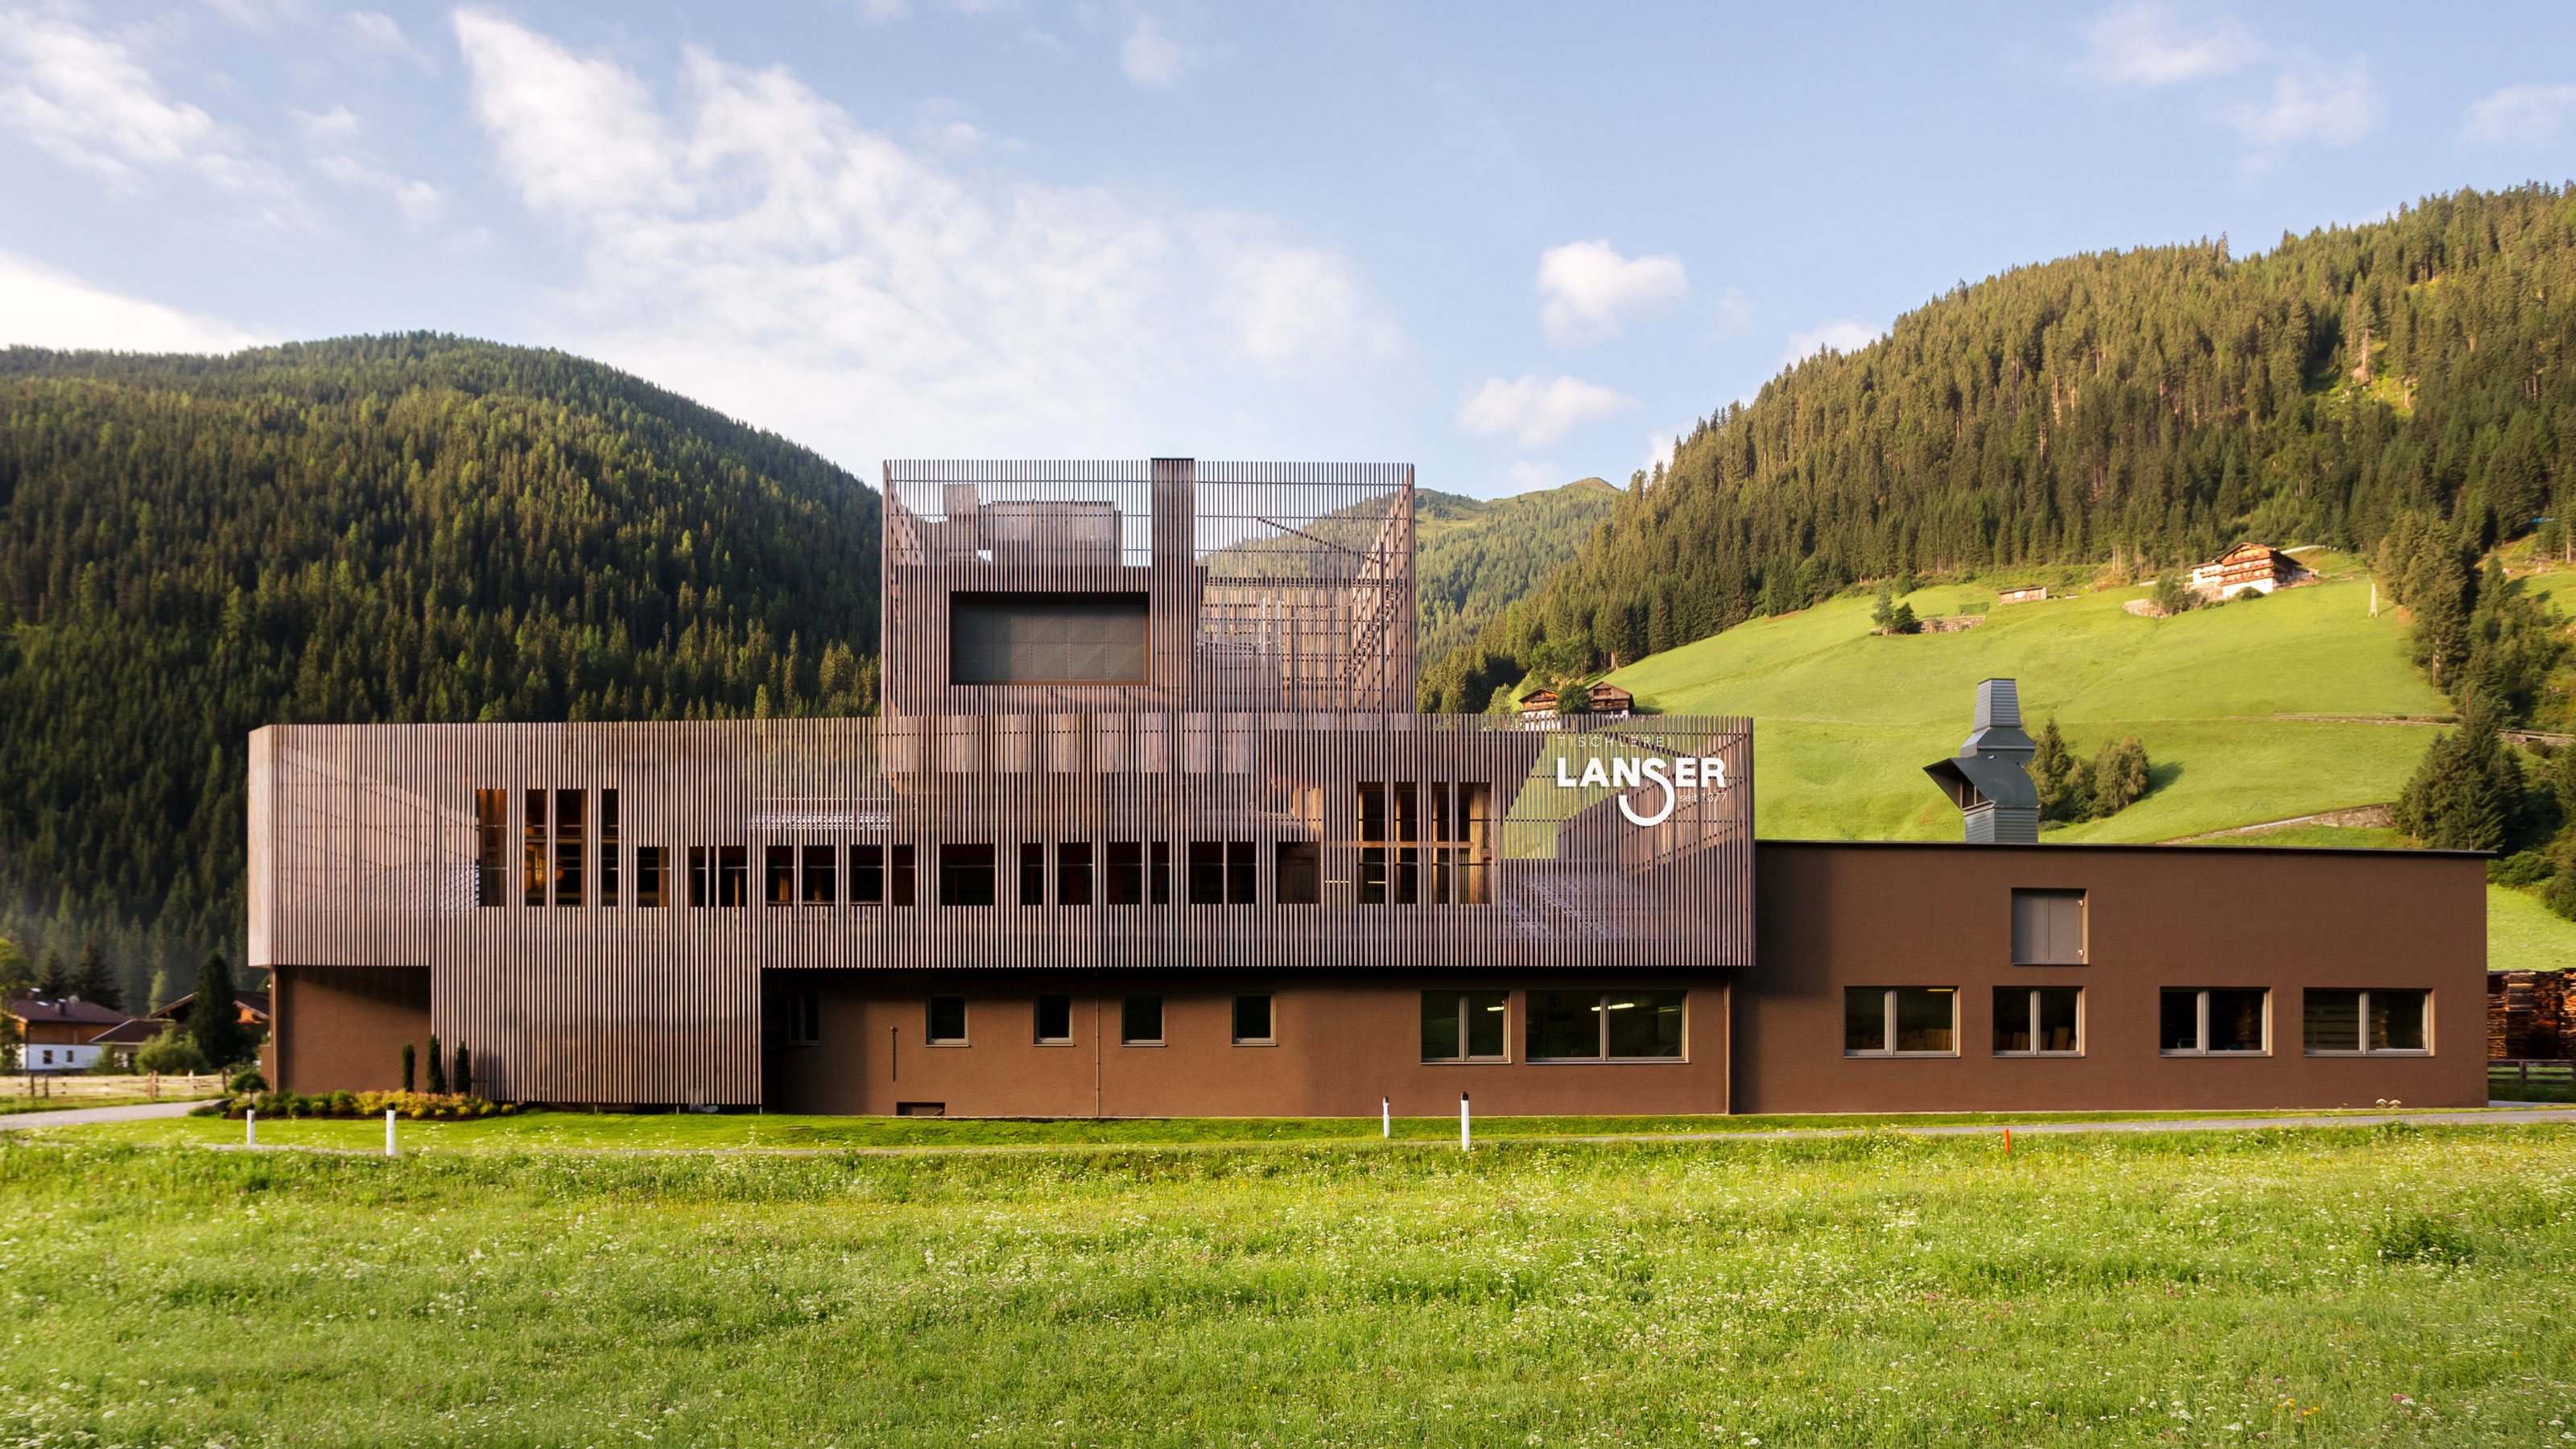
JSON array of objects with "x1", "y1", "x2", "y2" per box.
[{"x1": 1922, "y1": 678, "x2": 2040, "y2": 844}]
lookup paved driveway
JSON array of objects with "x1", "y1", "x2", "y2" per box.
[{"x1": 0, "y1": 1100, "x2": 210, "y2": 1132}]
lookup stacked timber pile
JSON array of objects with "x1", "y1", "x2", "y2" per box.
[{"x1": 2489, "y1": 970, "x2": 2573, "y2": 1059}]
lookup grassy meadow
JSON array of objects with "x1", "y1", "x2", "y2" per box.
[{"x1": 1, "y1": 1126, "x2": 2572, "y2": 1446}]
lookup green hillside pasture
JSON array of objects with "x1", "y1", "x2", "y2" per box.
[
  {"x1": 2490, "y1": 886, "x2": 2576, "y2": 975},
  {"x1": 1614, "y1": 577, "x2": 2446, "y2": 844},
  {"x1": 1, "y1": 1131, "x2": 2571, "y2": 1446}
]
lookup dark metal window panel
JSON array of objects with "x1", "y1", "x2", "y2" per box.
[
  {"x1": 1019, "y1": 843, "x2": 1046, "y2": 906},
  {"x1": 803, "y1": 844, "x2": 836, "y2": 906},
  {"x1": 891, "y1": 845, "x2": 915, "y2": 907},
  {"x1": 1187, "y1": 842, "x2": 1225, "y2": 904},
  {"x1": 1121, "y1": 993, "x2": 1163, "y2": 1045},
  {"x1": 926, "y1": 995, "x2": 968, "y2": 1043},
  {"x1": 688, "y1": 846, "x2": 710, "y2": 908},
  {"x1": 718, "y1": 846, "x2": 748, "y2": 908},
  {"x1": 636, "y1": 845, "x2": 665, "y2": 908},
  {"x1": 1232, "y1": 993, "x2": 1273, "y2": 1043},
  {"x1": 1057, "y1": 841, "x2": 1092, "y2": 906},
  {"x1": 474, "y1": 789, "x2": 506, "y2": 907},
  {"x1": 555, "y1": 789, "x2": 584, "y2": 907},
  {"x1": 851, "y1": 844, "x2": 884, "y2": 906},
  {"x1": 601, "y1": 789, "x2": 619, "y2": 907},
  {"x1": 1150, "y1": 841, "x2": 1170, "y2": 905},
  {"x1": 766, "y1": 846, "x2": 795, "y2": 907},
  {"x1": 2010, "y1": 889, "x2": 2087, "y2": 964},
  {"x1": 1275, "y1": 841, "x2": 1320, "y2": 904},
  {"x1": 1034, "y1": 993, "x2": 1073, "y2": 1043},
  {"x1": 1226, "y1": 840, "x2": 1254, "y2": 905},
  {"x1": 940, "y1": 844, "x2": 996, "y2": 906},
  {"x1": 949, "y1": 592, "x2": 1150, "y2": 685},
  {"x1": 1107, "y1": 840, "x2": 1144, "y2": 905}
]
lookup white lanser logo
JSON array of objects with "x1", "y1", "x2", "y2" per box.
[{"x1": 1553, "y1": 753, "x2": 1729, "y2": 828}]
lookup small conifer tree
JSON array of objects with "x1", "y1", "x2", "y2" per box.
[
  {"x1": 426, "y1": 1034, "x2": 447, "y2": 1094},
  {"x1": 400, "y1": 1041, "x2": 415, "y2": 1092},
  {"x1": 455, "y1": 1044, "x2": 472, "y2": 1098},
  {"x1": 184, "y1": 952, "x2": 249, "y2": 1070}
]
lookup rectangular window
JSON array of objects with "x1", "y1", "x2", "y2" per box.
[
  {"x1": 2160, "y1": 988, "x2": 2269, "y2": 1055},
  {"x1": 475, "y1": 789, "x2": 507, "y2": 907},
  {"x1": 1356, "y1": 781, "x2": 1386, "y2": 904},
  {"x1": 1107, "y1": 841, "x2": 1144, "y2": 905},
  {"x1": 803, "y1": 844, "x2": 836, "y2": 906},
  {"x1": 940, "y1": 844, "x2": 995, "y2": 906},
  {"x1": 1457, "y1": 782, "x2": 1492, "y2": 905},
  {"x1": 1232, "y1": 993, "x2": 1274, "y2": 1044},
  {"x1": 636, "y1": 845, "x2": 666, "y2": 908},
  {"x1": 2303, "y1": 989, "x2": 2431, "y2": 1055},
  {"x1": 600, "y1": 790, "x2": 619, "y2": 907},
  {"x1": 1393, "y1": 782, "x2": 1419, "y2": 905},
  {"x1": 851, "y1": 844, "x2": 885, "y2": 906},
  {"x1": 1430, "y1": 782, "x2": 1450, "y2": 906},
  {"x1": 1150, "y1": 840, "x2": 1170, "y2": 905},
  {"x1": 1422, "y1": 991, "x2": 1509, "y2": 1061},
  {"x1": 1275, "y1": 841, "x2": 1320, "y2": 904},
  {"x1": 1843, "y1": 988, "x2": 1958, "y2": 1057},
  {"x1": 689, "y1": 845, "x2": 711, "y2": 908},
  {"x1": 555, "y1": 788, "x2": 584, "y2": 907},
  {"x1": 766, "y1": 845, "x2": 795, "y2": 907},
  {"x1": 1019, "y1": 843, "x2": 1045, "y2": 906},
  {"x1": 1058, "y1": 841, "x2": 1092, "y2": 906},
  {"x1": 1528, "y1": 990, "x2": 1686, "y2": 1061},
  {"x1": 1992, "y1": 986, "x2": 2083, "y2": 1055},
  {"x1": 1121, "y1": 993, "x2": 1164, "y2": 1045},
  {"x1": 1035, "y1": 994, "x2": 1074, "y2": 1043},
  {"x1": 718, "y1": 845, "x2": 749, "y2": 908},
  {"x1": 2010, "y1": 889, "x2": 2087, "y2": 964},
  {"x1": 926, "y1": 996, "x2": 968, "y2": 1045},
  {"x1": 1188, "y1": 841, "x2": 1225, "y2": 905},
  {"x1": 525, "y1": 787, "x2": 547, "y2": 906},
  {"x1": 1227, "y1": 840, "x2": 1254, "y2": 905},
  {"x1": 949, "y1": 590, "x2": 1150, "y2": 685},
  {"x1": 891, "y1": 844, "x2": 916, "y2": 907}
]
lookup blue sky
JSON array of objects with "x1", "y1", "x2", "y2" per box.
[{"x1": 2, "y1": 2, "x2": 2574, "y2": 497}]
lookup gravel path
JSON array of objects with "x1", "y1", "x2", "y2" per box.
[{"x1": 0, "y1": 1100, "x2": 208, "y2": 1132}]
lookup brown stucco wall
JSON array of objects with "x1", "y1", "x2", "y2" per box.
[
  {"x1": 273, "y1": 966, "x2": 430, "y2": 1094},
  {"x1": 764, "y1": 972, "x2": 1732, "y2": 1118},
  {"x1": 1738, "y1": 841, "x2": 2489, "y2": 1113}
]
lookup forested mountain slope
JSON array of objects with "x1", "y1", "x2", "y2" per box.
[
  {"x1": 1423, "y1": 185, "x2": 2576, "y2": 711},
  {"x1": 1413, "y1": 477, "x2": 1616, "y2": 669},
  {"x1": 0, "y1": 335, "x2": 880, "y2": 1005}
]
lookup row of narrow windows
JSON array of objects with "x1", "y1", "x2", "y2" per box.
[
  {"x1": 1843, "y1": 986, "x2": 2434, "y2": 1057},
  {"x1": 473, "y1": 786, "x2": 1496, "y2": 909}
]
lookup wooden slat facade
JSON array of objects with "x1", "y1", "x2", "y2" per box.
[{"x1": 248, "y1": 461, "x2": 1757, "y2": 1106}]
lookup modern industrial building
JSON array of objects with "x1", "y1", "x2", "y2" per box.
[{"x1": 250, "y1": 460, "x2": 2488, "y2": 1115}]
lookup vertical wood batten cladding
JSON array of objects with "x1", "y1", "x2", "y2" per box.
[{"x1": 249, "y1": 715, "x2": 1752, "y2": 1105}]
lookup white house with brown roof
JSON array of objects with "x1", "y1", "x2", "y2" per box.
[{"x1": 2190, "y1": 543, "x2": 2314, "y2": 600}]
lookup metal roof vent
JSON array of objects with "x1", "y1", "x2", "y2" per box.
[{"x1": 1923, "y1": 678, "x2": 2039, "y2": 844}]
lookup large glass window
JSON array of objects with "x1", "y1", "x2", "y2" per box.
[
  {"x1": 926, "y1": 996, "x2": 968, "y2": 1045},
  {"x1": 940, "y1": 844, "x2": 996, "y2": 906},
  {"x1": 1422, "y1": 991, "x2": 1509, "y2": 1061},
  {"x1": 2303, "y1": 989, "x2": 2430, "y2": 1055},
  {"x1": 1843, "y1": 988, "x2": 1958, "y2": 1057},
  {"x1": 1121, "y1": 994, "x2": 1164, "y2": 1045},
  {"x1": 1232, "y1": 993, "x2": 1274, "y2": 1044},
  {"x1": 1526, "y1": 990, "x2": 1685, "y2": 1061},
  {"x1": 474, "y1": 789, "x2": 507, "y2": 907},
  {"x1": 2010, "y1": 889, "x2": 2086, "y2": 964},
  {"x1": 2160, "y1": 988, "x2": 2268, "y2": 1055},
  {"x1": 555, "y1": 789, "x2": 584, "y2": 907},
  {"x1": 1993, "y1": 986, "x2": 2083, "y2": 1055},
  {"x1": 1035, "y1": 994, "x2": 1074, "y2": 1044}
]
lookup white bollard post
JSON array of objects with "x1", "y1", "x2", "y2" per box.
[
  {"x1": 1382, "y1": 1096, "x2": 1390, "y2": 1138},
  {"x1": 1459, "y1": 1092, "x2": 1470, "y2": 1152},
  {"x1": 246, "y1": 1108, "x2": 256, "y2": 1147},
  {"x1": 385, "y1": 1108, "x2": 397, "y2": 1158}
]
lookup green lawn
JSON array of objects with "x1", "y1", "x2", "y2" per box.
[
  {"x1": 1, "y1": 1129, "x2": 2571, "y2": 1445},
  {"x1": 1608, "y1": 571, "x2": 2446, "y2": 844}
]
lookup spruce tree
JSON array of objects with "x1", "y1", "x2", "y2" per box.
[
  {"x1": 2393, "y1": 703, "x2": 2519, "y2": 850},
  {"x1": 0, "y1": 936, "x2": 30, "y2": 999},
  {"x1": 34, "y1": 950, "x2": 68, "y2": 997},
  {"x1": 2030, "y1": 719, "x2": 2083, "y2": 822},
  {"x1": 400, "y1": 1041, "x2": 415, "y2": 1092},
  {"x1": 185, "y1": 952, "x2": 250, "y2": 1071},
  {"x1": 2088, "y1": 738, "x2": 2153, "y2": 818},
  {"x1": 455, "y1": 1044, "x2": 473, "y2": 1098},
  {"x1": 427, "y1": 1035, "x2": 447, "y2": 1094},
  {"x1": 69, "y1": 942, "x2": 120, "y2": 1011}
]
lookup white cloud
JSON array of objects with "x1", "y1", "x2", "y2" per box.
[
  {"x1": 1535, "y1": 239, "x2": 1689, "y2": 345},
  {"x1": 1781, "y1": 320, "x2": 1880, "y2": 366},
  {"x1": 451, "y1": 11, "x2": 1396, "y2": 460},
  {"x1": 295, "y1": 105, "x2": 441, "y2": 222},
  {"x1": 2217, "y1": 58, "x2": 2379, "y2": 149},
  {"x1": 2082, "y1": 4, "x2": 2255, "y2": 86},
  {"x1": 340, "y1": 10, "x2": 436, "y2": 72},
  {"x1": 1642, "y1": 431, "x2": 1678, "y2": 477},
  {"x1": 0, "y1": 250, "x2": 265, "y2": 352},
  {"x1": 1455, "y1": 374, "x2": 1637, "y2": 449},
  {"x1": 2464, "y1": 83, "x2": 2576, "y2": 147},
  {"x1": 1708, "y1": 287, "x2": 1753, "y2": 336},
  {"x1": 1505, "y1": 459, "x2": 1558, "y2": 492},
  {"x1": 0, "y1": 9, "x2": 291, "y2": 205},
  {"x1": 1117, "y1": 13, "x2": 1221, "y2": 90}
]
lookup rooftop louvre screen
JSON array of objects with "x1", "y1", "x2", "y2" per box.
[{"x1": 950, "y1": 592, "x2": 1148, "y2": 685}]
